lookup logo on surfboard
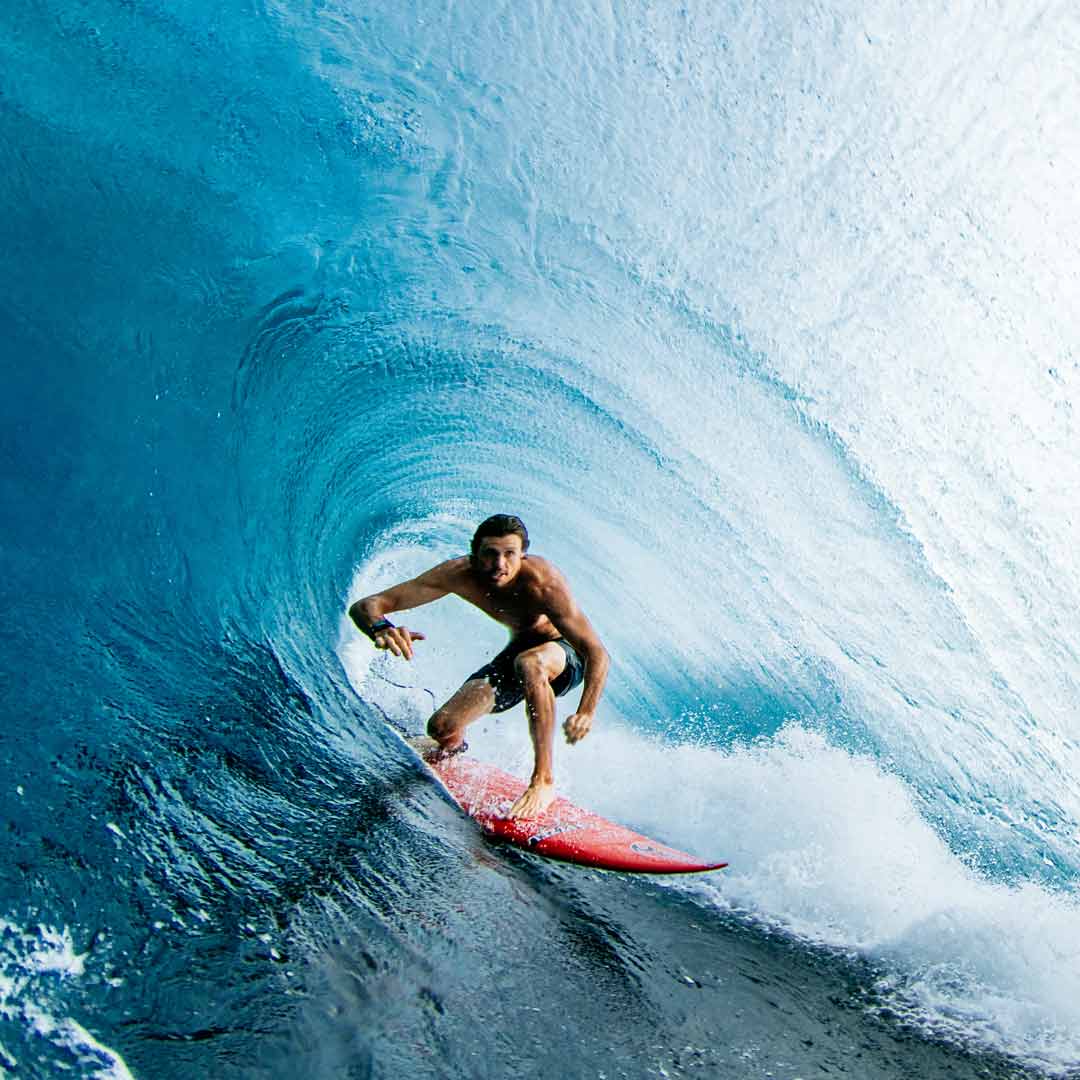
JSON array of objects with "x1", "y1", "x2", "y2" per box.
[{"x1": 526, "y1": 822, "x2": 586, "y2": 846}]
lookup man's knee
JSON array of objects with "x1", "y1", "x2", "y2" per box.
[
  {"x1": 427, "y1": 708, "x2": 459, "y2": 741},
  {"x1": 514, "y1": 650, "x2": 553, "y2": 688}
]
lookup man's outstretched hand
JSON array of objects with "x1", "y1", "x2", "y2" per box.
[
  {"x1": 563, "y1": 711, "x2": 592, "y2": 744},
  {"x1": 373, "y1": 625, "x2": 426, "y2": 660}
]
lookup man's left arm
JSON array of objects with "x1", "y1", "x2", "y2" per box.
[{"x1": 546, "y1": 586, "x2": 609, "y2": 744}]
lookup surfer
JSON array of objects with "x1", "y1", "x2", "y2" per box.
[{"x1": 350, "y1": 514, "x2": 609, "y2": 819}]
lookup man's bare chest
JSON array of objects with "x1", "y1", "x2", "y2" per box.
[{"x1": 455, "y1": 580, "x2": 546, "y2": 628}]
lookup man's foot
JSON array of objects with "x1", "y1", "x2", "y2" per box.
[
  {"x1": 406, "y1": 735, "x2": 468, "y2": 762},
  {"x1": 405, "y1": 734, "x2": 441, "y2": 758},
  {"x1": 507, "y1": 780, "x2": 555, "y2": 820}
]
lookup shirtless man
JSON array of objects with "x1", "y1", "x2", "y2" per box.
[{"x1": 350, "y1": 514, "x2": 609, "y2": 819}]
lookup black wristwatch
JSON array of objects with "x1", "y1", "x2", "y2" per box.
[{"x1": 362, "y1": 618, "x2": 395, "y2": 643}]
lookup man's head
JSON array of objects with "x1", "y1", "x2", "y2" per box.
[{"x1": 470, "y1": 514, "x2": 530, "y2": 587}]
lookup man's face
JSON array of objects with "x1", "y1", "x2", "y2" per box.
[{"x1": 475, "y1": 534, "x2": 525, "y2": 588}]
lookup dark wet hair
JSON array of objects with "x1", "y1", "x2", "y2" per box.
[{"x1": 470, "y1": 514, "x2": 530, "y2": 560}]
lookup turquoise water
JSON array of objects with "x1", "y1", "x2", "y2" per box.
[{"x1": 3, "y1": 1, "x2": 1080, "y2": 1075}]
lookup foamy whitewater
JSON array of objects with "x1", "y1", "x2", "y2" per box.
[{"x1": 4, "y1": 0, "x2": 1080, "y2": 1076}]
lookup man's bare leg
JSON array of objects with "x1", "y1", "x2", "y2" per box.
[
  {"x1": 421, "y1": 678, "x2": 495, "y2": 759},
  {"x1": 508, "y1": 643, "x2": 567, "y2": 819}
]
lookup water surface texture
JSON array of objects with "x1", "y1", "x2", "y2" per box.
[{"x1": 3, "y1": 1, "x2": 1080, "y2": 1076}]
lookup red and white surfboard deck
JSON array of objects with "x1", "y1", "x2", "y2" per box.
[{"x1": 420, "y1": 749, "x2": 726, "y2": 874}]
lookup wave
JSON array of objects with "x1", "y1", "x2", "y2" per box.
[{"x1": 3, "y1": 0, "x2": 1079, "y2": 1075}]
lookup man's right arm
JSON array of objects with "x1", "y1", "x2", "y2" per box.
[{"x1": 349, "y1": 561, "x2": 457, "y2": 660}]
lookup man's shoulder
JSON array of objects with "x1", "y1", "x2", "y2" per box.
[
  {"x1": 521, "y1": 555, "x2": 570, "y2": 594},
  {"x1": 521, "y1": 553, "x2": 552, "y2": 575}
]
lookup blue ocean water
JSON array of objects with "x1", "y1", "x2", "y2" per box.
[{"x1": 4, "y1": 0, "x2": 1080, "y2": 1076}]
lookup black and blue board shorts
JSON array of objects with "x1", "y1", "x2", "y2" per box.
[{"x1": 468, "y1": 633, "x2": 585, "y2": 713}]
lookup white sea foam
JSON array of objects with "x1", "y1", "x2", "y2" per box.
[
  {"x1": 569, "y1": 723, "x2": 1080, "y2": 1075},
  {"x1": 0, "y1": 919, "x2": 133, "y2": 1078}
]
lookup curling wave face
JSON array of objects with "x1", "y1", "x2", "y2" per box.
[{"x1": 3, "y1": 0, "x2": 1080, "y2": 1074}]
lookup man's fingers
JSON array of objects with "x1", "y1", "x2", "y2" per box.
[
  {"x1": 375, "y1": 627, "x2": 421, "y2": 660},
  {"x1": 563, "y1": 714, "x2": 592, "y2": 744}
]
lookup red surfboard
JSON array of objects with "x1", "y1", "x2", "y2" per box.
[{"x1": 423, "y1": 751, "x2": 727, "y2": 874}]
